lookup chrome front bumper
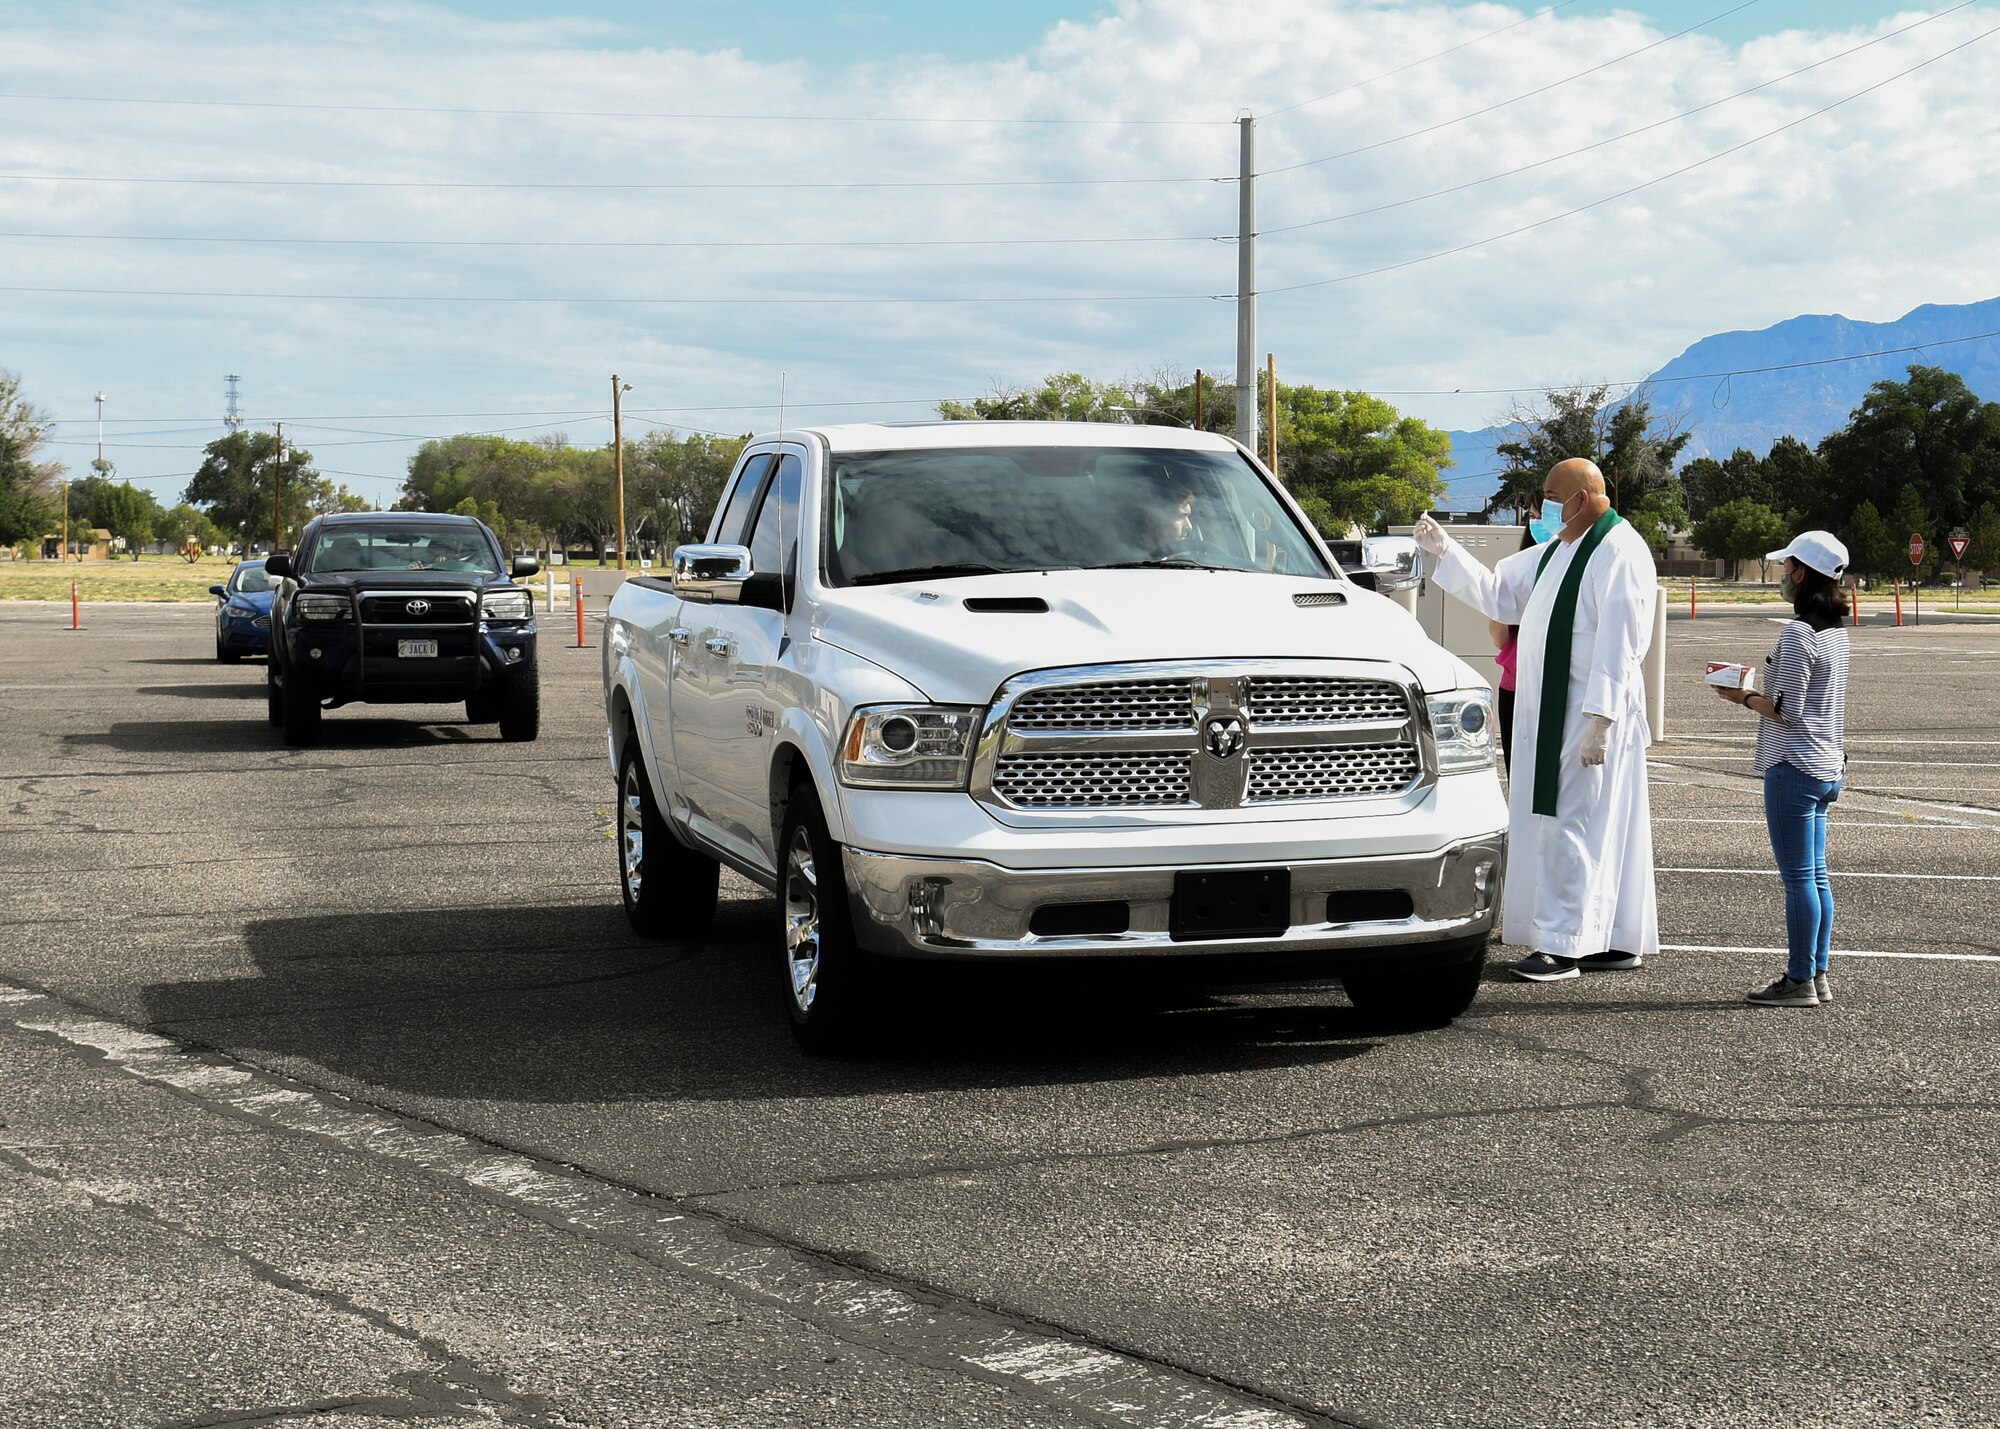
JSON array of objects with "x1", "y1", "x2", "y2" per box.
[{"x1": 842, "y1": 834, "x2": 1505, "y2": 960}]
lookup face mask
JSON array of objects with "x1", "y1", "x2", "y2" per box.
[
  {"x1": 1528, "y1": 493, "x2": 1571, "y2": 543},
  {"x1": 1779, "y1": 571, "x2": 1799, "y2": 601}
]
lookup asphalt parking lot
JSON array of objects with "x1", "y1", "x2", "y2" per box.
[{"x1": 2, "y1": 600, "x2": 1996, "y2": 1429}]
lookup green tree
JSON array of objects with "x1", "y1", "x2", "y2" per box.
[
  {"x1": 1484, "y1": 385, "x2": 1689, "y2": 525},
  {"x1": 0, "y1": 369, "x2": 61, "y2": 548},
  {"x1": 1819, "y1": 364, "x2": 2000, "y2": 531},
  {"x1": 1274, "y1": 385, "x2": 1450, "y2": 533},
  {"x1": 183, "y1": 430, "x2": 328, "y2": 549},
  {"x1": 1963, "y1": 502, "x2": 2000, "y2": 578},
  {"x1": 92, "y1": 481, "x2": 161, "y2": 560},
  {"x1": 1693, "y1": 497, "x2": 1786, "y2": 581},
  {"x1": 1843, "y1": 499, "x2": 1897, "y2": 580},
  {"x1": 1761, "y1": 435, "x2": 1827, "y2": 521},
  {"x1": 160, "y1": 502, "x2": 225, "y2": 552},
  {"x1": 937, "y1": 372, "x2": 1133, "y2": 423}
]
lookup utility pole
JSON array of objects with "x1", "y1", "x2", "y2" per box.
[
  {"x1": 612, "y1": 374, "x2": 633, "y2": 570},
  {"x1": 273, "y1": 422, "x2": 285, "y2": 553},
  {"x1": 1266, "y1": 354, "x2": 1278, "y2": 471},
  {"x1": 1234, "y1": 114, "x2": 1257, "y2": 456},
  {"x1": 95, "y1": 392, "x2": 106, "y2": 471},
  {"x1": 1193, "y1": 368, "x2": 1204, "y2": 430}
]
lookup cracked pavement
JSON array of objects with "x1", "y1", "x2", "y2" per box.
[{"x1": 1, "y1": 603, "x2": 1997, "y2": 1427}]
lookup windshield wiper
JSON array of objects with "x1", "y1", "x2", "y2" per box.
[
  {"x1": 1095, "y1": 558, "x2": 1234, "y2": 571},
  {"x1": 849, "y1": 562, "x2": 1009, "y2": 587}
]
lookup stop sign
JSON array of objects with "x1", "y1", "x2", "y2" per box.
[{"x1": 1909, "y1": 533, "x2": 1925, "y2": 566}]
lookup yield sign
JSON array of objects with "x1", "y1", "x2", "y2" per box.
[{"x1": 1948, "y1": 533, "x2": 1971, "y2": 561}]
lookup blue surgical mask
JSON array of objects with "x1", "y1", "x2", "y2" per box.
[{"x1": 1528, "y1": 493, "x2": 1571, "y2": 543}]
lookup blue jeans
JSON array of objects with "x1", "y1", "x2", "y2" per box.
[{"x1": 1763, "y1": 761, "x2": 1840, "y2": 982}]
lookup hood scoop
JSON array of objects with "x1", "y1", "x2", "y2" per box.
[
  {"x1": 1292, "y1": 590, "x2": 1347, "y2": 607},
  {"x1": 963, "y1": 596, "x2": 1050, "y2": 614}
]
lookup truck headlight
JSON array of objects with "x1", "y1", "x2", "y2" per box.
[
  {"x1": 296, "y1": 593, "x2": 351, "y2": 621},
  {"x1": 482, "y1": 589, "x2": 532, "y2": 622},
  {"x1": 1427, "y1": 689, "x2": 1496, "y2": 773},
  {"x1": 839, "y1": 705, "x2": 982, "y2": 789}
]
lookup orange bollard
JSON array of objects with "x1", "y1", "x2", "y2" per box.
[
  {"x1": 573, "y1": 574, "x2": 588, "y2": 648},
  {"x1": 1893, "y1": 578, "x2": 1903, "y2": 627},
  {"x1": 70, "y1": 577, "x2": 80, "y2": 630},
  {"x1": 1850, "y1": 579, "x2": 1861, "y2": 627},
  {"x1": 1689, "y1": 572, "x2": 1698, "y2": 621}
]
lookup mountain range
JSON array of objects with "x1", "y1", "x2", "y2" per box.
[{"x1": 1440, "y1": 295, "x2": 2000, "y2": 512}]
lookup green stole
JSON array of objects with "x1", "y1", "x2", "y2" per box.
[{"x1": 1529, "y1": 508, "x2": 1623, "y2": 816}]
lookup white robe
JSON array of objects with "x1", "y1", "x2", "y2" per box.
[{"x1": 1433, "y1": 522, "x2": 1659, "y2": 958}]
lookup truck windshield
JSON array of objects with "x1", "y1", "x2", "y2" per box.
[
  {"x1": 824, "y1": 446, "x2": 1328, "y2": 586},
  {"x1": 305, "y1": 526, "x2": 501, "y2": 576}
]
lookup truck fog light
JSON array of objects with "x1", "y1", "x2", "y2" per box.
[
  {"x1": 503, "y1": 645, "x2": 523, "y2": 663},
  {"x1": 906, "y1": 878, "x2": 947, "y2": 940},
  {"x1": 309, "y1": 647, "x2": 322, "y2": 660},
  {"x1": 1472, "y1": 859, "x2": 1496, "y2": 913}
]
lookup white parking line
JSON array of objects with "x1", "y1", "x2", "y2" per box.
[
  {"x1": 1656, "y1": 818, "x2": 1987, "y2": 830},
  {"x1": 0, "y1": 984, "x2": 1316, "y2": 1429},
  {"x1": 1662, "y1": 943, "x2": 2000, "y2": 964}
]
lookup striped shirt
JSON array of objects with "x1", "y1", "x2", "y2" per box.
[{"x1": 1754, "y1": 619, "x2": 1848, "y2": 781}]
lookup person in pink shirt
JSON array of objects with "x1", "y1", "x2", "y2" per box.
[{"x1": 1489, "y1": 618, "x2": 1518, "y2": 770}]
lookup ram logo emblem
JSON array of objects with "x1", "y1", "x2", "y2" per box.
[{"x1": 1203, "y1": 715, "x2": 1245, "y2": 759}]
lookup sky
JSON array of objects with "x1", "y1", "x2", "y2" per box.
[{"x1": 3, "y1": 0, "x2": 1994, "y2": 511}]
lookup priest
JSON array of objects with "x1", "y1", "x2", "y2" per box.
[{"x1": 1414, "y1": 458, "x2": 1658, "y2": 982}]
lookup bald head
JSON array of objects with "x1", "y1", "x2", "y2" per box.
[
  {"x1": 1544, "y1": 457, "x2": 1611, "y2": 540},
  {"x1": 1546, "y1": 458, "x2": 1605, "y2": 501}
]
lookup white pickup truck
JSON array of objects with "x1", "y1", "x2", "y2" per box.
[{"x1": 601, "y1": 422, "x2": 1508, "y2": 1051}]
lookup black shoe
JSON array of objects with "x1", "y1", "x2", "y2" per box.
[
  {"x1": 1512, "y1": 952, "x2": 1580, "y2": 982},
  {"x1": 1577, "y1": 949, "x2": 1643, "y2": 971}
]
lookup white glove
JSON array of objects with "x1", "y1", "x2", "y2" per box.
[
  {"x1": 1579, "y1": 713, "x2": 1613, "y2": 767},
  {"x1": 1413, "y1": 514, "x2": 1449, "y2": 558}
]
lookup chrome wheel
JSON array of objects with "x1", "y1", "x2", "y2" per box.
[
  {"x1": 784, "y1": 824, "x2": 821, "y2": 1016},
  {"x1": 620, "y1": 762, "x2": 646, "y2": 904}
]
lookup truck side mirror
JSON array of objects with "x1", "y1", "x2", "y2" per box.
[
  {"x1": 511, "y1": 556, "x2": 540, "y2": 579},
  {"x1": 672, "y1": 544, "x2": 754, "y2": 603},
  {"x1": 265, "y1": 552, "x2": 293, "y2": 579}
]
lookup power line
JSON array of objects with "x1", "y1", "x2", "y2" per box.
[
  {"x1": 0, "y1": 227, "x2": 1224, "y2": 252},
  {"x1": 1260, "y1": 0, "x2": 1764, "y2": 180},
  {"x1": 1262, "y1": 1, "x2": 1584, "y2": 120},
  {"x1": 1263, "y1": 3, "x2": 1976, "y2": 237},
  {"x1": 0, "y1": 90, "x2": 1230, "y2": 127},
  {"x1": 0, "y1": 167, "x2": 1225, "y2": 193},
  {"x1": 0, "y1": 284, "x2": 1221, "y2": 307},
  {"x1": 1262, "y1": 23, "x2": 2000, "y2": 297}
]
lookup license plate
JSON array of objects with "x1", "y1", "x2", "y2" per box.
[
  {"x1": 397, "y1": 639, "x2": 439, "y2": 659},
  {"x1": 1170, "y1": 868, "x2": 1291, "y2": 941}
]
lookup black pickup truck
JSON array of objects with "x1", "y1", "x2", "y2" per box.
[{"x1": 264, "y1": 512, "x2": 541, "y2": 745}]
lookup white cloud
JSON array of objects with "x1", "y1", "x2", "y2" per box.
[{"x1": 3, "y1": 0, "x2": 1996, "y2": 499}]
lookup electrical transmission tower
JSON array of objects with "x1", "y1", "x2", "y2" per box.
[{"x1": 224, "y1": 375, "x2": 243, "y2": 432}]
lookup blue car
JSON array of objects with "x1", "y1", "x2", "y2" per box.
[{"x1": 211, "y1": 559, "x2": 275, "y2": 661}]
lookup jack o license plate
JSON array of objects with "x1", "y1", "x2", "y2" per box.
[{"x1": 397, "y1": 639, "x2": 439, "y2": 659}]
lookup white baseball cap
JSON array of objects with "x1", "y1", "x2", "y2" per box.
[{"x1": 1767, "y1": 530, "x2": 1849, "y2": 580}]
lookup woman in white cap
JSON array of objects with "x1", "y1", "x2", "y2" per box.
[{"x1": 1712, "y1": 530, "x2": 1851, "y2": 1006}]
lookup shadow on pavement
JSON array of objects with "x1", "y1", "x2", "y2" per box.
[
  {"x1": 139, "y1": 900, "x2": 1389, "y2": 1102},
  {"x1": 135, "y1": 683, "x2": 266, "y2": 701},
  {"x1": 65, "y1": 718, "x2": 473, "y2": 755}
]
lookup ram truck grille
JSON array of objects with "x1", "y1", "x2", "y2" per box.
[{"x1": 977, "y1": 664, "x2": 1430, "y2": 815}]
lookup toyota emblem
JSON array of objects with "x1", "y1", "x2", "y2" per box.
[
  {"x1": 405, "y1": 599, "x2": 431, "y2": 616},
  {"x1": 1203, "y1": 715, "x2": 1245, "y2": 759}
]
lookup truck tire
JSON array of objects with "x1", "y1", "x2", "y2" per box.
[
  {"x1": 216, "y1": 634, "x2": 239, "y2": 663},
  {"x1": 266, "y1": 660, "x2": 282, "y2": 726},
  {"x1": 466, "y1": 689, "x2": 502, "y2": 724},
  {"x1": 497, "y1": 667, "x2": 540, "y2": 742},
  {"x1": 1342, "y1": 938, "x2": 1487, "y2": 1026},
  {"x1": 778, "y1": 788, "x2": 877, "y2": 1056},
  {"x1": 279, "y1": 663, "x2": 321, "y2": 746},
  {"x1": 617, "y1": 741, "x2": 718, "y2": 938}
]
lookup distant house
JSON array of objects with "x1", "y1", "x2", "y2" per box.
[{"x1": 1657, "y1": 529, "x2": 1723, "y2": 579}]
